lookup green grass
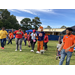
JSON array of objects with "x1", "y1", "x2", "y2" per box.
[{"x1": 0, "y1": 40, "x2": 75, "y2": 65}]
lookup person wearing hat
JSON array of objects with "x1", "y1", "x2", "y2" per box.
[
  {"x1": 12, "y1": 28, "x2": 24, "y2": 51},
  {"x1": 59, "y1": 28, "x2": 75, "y2": 65},
  {"x1": 30, "y1": 29, "x2": 37, "y2": 52}
]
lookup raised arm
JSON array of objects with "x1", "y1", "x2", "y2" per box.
[{"x1": 12, "y1": 29, "x2": 15, "y2": 34}]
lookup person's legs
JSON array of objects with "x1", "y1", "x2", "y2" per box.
[
  {"x1": 45, "y1": 43, "x2": 47, "y2": 49},
  {"x1": 40, "y1": 41, "x2": 44, "y2": 54},
  {"x1": 66, "y1": 51, "x2": 72, "y2": 65},
  {"x1": 31, "y1": 40, "x2": 33, "y2": 50},
  {"x1": 46, "y1": 43, "x2": 48, "y2": 50},
  {"x1": 29, "y1": 41, "x2": 30, "y2": 46},
  {"x1": 7, "y1": 39, "x2": 11, "y2": 44},
  {"x1": 1, "y1": 38, "x2": 5, "y2": 48},
  {"x1": 44, "y1": 43, "x2": 47, "y2": 50},
  {"x1": 11, "y1": 39, "x2": 12, "y2": 44},
  {"x1": 18, "y1": 38, "x2": 23, "y2": 51},
  {"x1": 40, "y1": 41, "x2": 43, "y2": 50},
  {"x1": 58, "y1": 51, "x2": 61, "y2": 60},
  {"x1": 28, "y1": 41, "x2": 30, "y2": 47},
  {"x1": 32, "y1": 42, "x2": 36, "y2": 50},
  {"x1": 1, "y1": 39, "x2": 2, "y2": 47},
  {"x1": 44, "y1": 42, "x2": 46, "y2": 50},
  {"x1": 37, "y1": 41, "x2": 40, "y2": 52},
  {"x1": 24, "y1": 38, "x2": 26, "y2": 45},
  {"x1": 15, "y1": 38, "x2": 18, "y2": 50},
  {"x1": 59, "y1": 49, "x2": 66, "y2": 65},
  {"x1": 0, "y1": 39, "x2": 1, "y2": 44},
  {"x1": 4, "y1": 38, "x2": 6, "y2": 46}
]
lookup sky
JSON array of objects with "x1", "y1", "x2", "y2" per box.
[{"x1": 8, "y1": 9, "x2": 75, "y2": 28}]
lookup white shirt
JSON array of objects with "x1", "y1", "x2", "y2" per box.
[
  {"x1": 31, "y1": 33, "x2": 37, "y2": 40},
  {"x1": 57, "y1": 44, "x2": 62, "y2": 51}
]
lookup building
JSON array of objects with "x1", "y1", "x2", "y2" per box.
[{"x1": 43, "y1": 28, "x2": 66, "y2": 35}]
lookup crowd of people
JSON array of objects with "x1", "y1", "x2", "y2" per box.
[
  {"x1": 0, "y1": 26, "x2": 49, "y2": 54},
  {"x1": 0, "y1": 26, "x2": 75, "y2": 65}
]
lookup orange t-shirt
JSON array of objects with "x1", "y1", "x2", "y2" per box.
[
  {"x1": 9, "y1": 33, "x2": 14, "y2": 39},
  {"x1": 24, "y1": 33, "x2": 27, "y2": 38},
  {"x1": 63, "y1": 34, "x2": 75, "y2": 52}
]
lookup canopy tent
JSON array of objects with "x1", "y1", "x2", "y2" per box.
[
  {"x1": 60, "y1": 26, "x2": 75, "y2": 35},
  {"x1": 26, "y1": 29, "x2": 33, "y2": 33}
]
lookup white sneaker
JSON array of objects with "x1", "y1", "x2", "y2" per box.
[
  {"x1": 59, "y1": 59, "x2": 60, "y2": 60},
  {"x1": 36, "y1": 51, "x2": 40, "y2": 54},
  {"x1": 31, "y1": 50, "x2": 34, "y2": 52},
  {"x1": 40, "y1": 50, "x2": 45, "y2": 54},
  {"x1": 15, "y1": 49, "x2": 17, "y2": 51},
  {"x1": 20, "y1": 50, "x2": 22, "y2": 52}
]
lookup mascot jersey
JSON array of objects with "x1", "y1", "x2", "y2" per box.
[{"x1": 37, "y1": 32, "x2": 45, "y2": 41}]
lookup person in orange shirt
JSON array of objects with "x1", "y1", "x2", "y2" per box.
[
  {"x1": 24, "y1": 31, "x2": 27, "y2": 46},
  {"x1": 59, "y1": 28, "x2": 75, "y2": 65},
  {"x1": 7, "y1": 31, "x2": 14, "y2": 45}
]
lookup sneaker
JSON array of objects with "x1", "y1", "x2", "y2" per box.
[
  {"x1": 2, "y1": 47, "x2": 4, "y2": 49},
  {"x1": 31, "y1": 50, "x2": 34, "y2": 52},
  {"x1": 36, "y1": 51, "x2": 40, "y2": 54},
  {"x1": 20, "y1": 50, "x2": 22, "y2": 52},
  {"x1": 59, "y1": 58, "x2": 60, "y2": 60},
  {"x1": 40, "y1": 50, "x2": 45, "y2": 54},
  {"x1": 15, "y1": 49, "x2": 17, "y2": 51},
  {"x1": 56, "y1": 56, "x2": 58, "y2": 60},
  {"x1": 0, "y1": 47, "x2": 2, "y2": 49}
]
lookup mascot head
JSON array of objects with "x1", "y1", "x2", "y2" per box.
[{"x1": 38, "y1": 26, "x2": 43, "y2": 32}]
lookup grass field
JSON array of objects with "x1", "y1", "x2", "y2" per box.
[{"x1": 0, "y1": 40, "x2": 75, "y2": 65}]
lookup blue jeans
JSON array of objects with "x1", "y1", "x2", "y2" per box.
[
  {"x1": 4, "y1": 38, "x2": 6, "y2": 46},
  {"x1": 0, "y1": 39, "x2": 1, "y2": 43},
  {"x1": 24, "y1": 38, "x2": 27, "y2": 45},
  {"x1": 7, "y1": 39, "x2": 12, "y2": 44},
  {"x1": 44, "y1": 42, "x2": 48, "y2": 50},
  {"x1": 59, "y1": 49, "x2": 72, "y2": 65},
  {"x1": 1, "y1": 38, "x2": 6, "y2": 48}
]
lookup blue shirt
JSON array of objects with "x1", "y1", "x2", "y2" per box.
[
  {"x1": 37, "y1": 32, "x2": 45, "y2": 41},
  {"x1": 31, "y1": 33, "x2": 37, "y2": 40}
]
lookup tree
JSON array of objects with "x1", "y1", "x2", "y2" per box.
[
  {"x1": 0, "y1": 9, "x2": 21, "y2": 29},
  {"x1": 61, "y1": 25, "x2": 66, "y2": 29},
  {"x1": 0, "y1": 20, "x2": 3, "y2": 28},
  {"x1": 21, "y1": 18, "x2": 32, "y2": 30},
  {"x1": 1, "y1": 9, "x2": 10, "y2": 19},
  {"x1": 31, "y1": 17, "x2": 42, "y2": 30},
  {"x1": 46, "y1": 25, "x2": 52, "y2": 29}
]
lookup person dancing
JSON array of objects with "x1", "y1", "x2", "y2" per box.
[{"x1": 12, "y1": 28, "x2": 24, "y2": 51}]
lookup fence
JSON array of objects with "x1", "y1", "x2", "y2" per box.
[
  {"x1": 0, "y1": 29, "x2": 63, "y2": 41},
  {"x1": 48, "y1": 35, "x2": 63, "y2": 41}
]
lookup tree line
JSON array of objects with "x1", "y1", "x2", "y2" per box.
[
  {"x1": 0, "y1": 9, "x2": 42, "y2": 30},
  {"x1": 45, "y1": 25, "x2": 67, "y2": 29}
]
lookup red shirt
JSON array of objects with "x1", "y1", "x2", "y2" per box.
[
  {"x1": 14, "y1": 30, "x2": 24, "y2": 38},
  {"x1": 44, "y1": 35, "x2": 49, "y2": 43}
]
